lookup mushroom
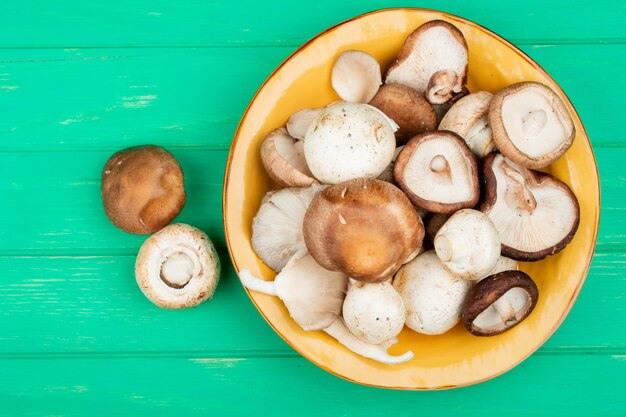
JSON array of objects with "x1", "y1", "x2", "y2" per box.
[
  {"x1": 432, "y1": 86, "x2": 470, "y2": 123},
  {"x1": 393, "y1": 131, "x2": 479, "y2": 213},
  {"x1": 385, "y1": 20, "x2": 468, "y2": 105},
  {"x1": 260, "y1": 127, "x2": 316, "y2": 187},
  {"x1": 251, "y1": 183, "x2": 324, "y2": 272},
  {"x1": 393, "y1": 250, "x2": 471, "y2": 335},
  {"x1": 434, "y1": 209, "x2": 501, "y2": 281},
  {"x1": 135, "y1": 223, "x2": 220, "y2": 309},
  {"x1": 369, "y1": 84, "x2": 437, "y2": 145},
  {"x1": 101, "y1": 145, "x2": 186, "y2": 234},
  {"x1": 239, "y1": 255, "x2": 413, "y2": 364},
  {"x1": 304, "y1": 101, "x2": 397, "y2": 184},
  {"x1": 377, "y1": 146, "x2": 403, "y2": 183},
  {"x1": 439, "y1": 91, "x2": 496, "y2": 158},
  {"x1": 486, "y1": 256, "x2": 518, "y2": 276},
  {"x1": 489, "y1": 81, "x2": 576, "y2": 168},
  {"x1": 343, "y1": 279, "x2": 406, "y2": 344},
  {"x1": 462, "y1": 270, "x2": 539, "y2": 336},
  {"x1": 303, "y1": 178, "x2": 424, "y2": 283},
  {"x1": 331, "y1": 50, "x2": 382, "y2": 103},
  {"x1": 480, "y1": 153, "x2": 580, "y2": 261},
  {"x1": 286, "y1": 108, "x2": 323, "y2": 140}
]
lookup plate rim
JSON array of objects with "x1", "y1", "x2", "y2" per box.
[{"x1": 222, "y1": 7, "x2": 601, "y2": 390}]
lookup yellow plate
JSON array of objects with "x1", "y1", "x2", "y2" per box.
[{"x1": 223, "y1": 8, "x2": 600, "y2": 389}]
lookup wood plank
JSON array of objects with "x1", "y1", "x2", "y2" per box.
[
  {"x1": 0, "y1": 354, "x2": 625, "y2": 416},
  {"x1": 0, "y1": 250, "x2": 622, "y2": 355},
  {"x1": 2, "y1": 1, "x2": 624, "y2": 48},
  {"x1": 0, "y1": 45, "x2": 624, "y2": 152},
  {"x1": 0, "y1": 147, "x2": 621, "y2": 255}
]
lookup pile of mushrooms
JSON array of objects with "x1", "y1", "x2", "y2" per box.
[
  {"x1": 241, "y1": 19, "x2": 580, "y2": 364},
  {"x1": 101, "y1": 145, "x2": 221, "y2": 309}
]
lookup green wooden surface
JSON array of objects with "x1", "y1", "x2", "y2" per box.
[{"x1": 0, "y1": 1, "x2": 624, "y2": 416}]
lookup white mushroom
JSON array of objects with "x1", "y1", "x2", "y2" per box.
[
  {"x1": 251, "y1": 184, "x2": 324, "y2": 272},
  {"x1": 260, "y1": 128, "x2": 316, "y2": 187},
  {"x1": 385, "y1": 20, "x2": 468, "y2": 105},
  {"x1": 486, "y1": 256, "x2": 518, "y2": 276},
  {"x1": 434, "y1": 209, "x2": 501, "y2": 281},
  {"x1": 489, "y1": 81, "x2": 576, "y2": 168},
  {"x1": 331, "y1": 50, "x2": 382, "y2": 103},
  {"x1": 135, "y1": 223, "x2": 220, "y2": 309},
  {"x1": 393, "y1": 250, "x2": 471, "y2": 334},
  {"x1": 439, "y1": 91, "x2": 496, "y2": 158},
  {"x1": 343, "y1": 279, "x2": 406, "y2": 344},
  {"x1": 239, "y1": 255, "x2": 413, "y2": 364},
  {"x1": 304, "y1": 102, "x2": 397, "y2": 184},
  {"x1": 286, "y1": 108, "x2": 323, "y2": 140},
  {"x1": 480, "y1": 153, "x2": 580, "y2": 261}
]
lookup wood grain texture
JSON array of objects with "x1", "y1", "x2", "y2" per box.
[{"x1": 0, "y1": 1, "x2": 624, "y2": 414}]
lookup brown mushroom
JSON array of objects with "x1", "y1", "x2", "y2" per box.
[
  {"x1": 490, "y1": 82, "x2": 575, "y2": 168},
  {"x1": 394, "y1": 131, "x2": 479, "y2": 213},
  {"x1": 260, "y1": 128, "x2": 316, "y2": 187},
  {"x1": 369, "y1": 84, "x2": 437, "y2": 145},
  {"x1": 385, "y1": 20, "x2": 468, "y2": 105},
  {"x1": 303, "y1": 178, "x2": 424, "y2": 283},
  {"x1": 480, "y1": 153, "x2": 580, "y2": 261},
  {"x1": 462, "y1": 270, "x2": 539, "y2": 336},
  {"x1": 101, "y1": 145, "x2": 186, "y2": 234}
]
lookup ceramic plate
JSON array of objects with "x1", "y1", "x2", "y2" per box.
[{"x1": 223, "y1": 8, "x2": 600, "y2": 389}]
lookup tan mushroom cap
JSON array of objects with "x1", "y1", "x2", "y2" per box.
[
  {"x1": 369, "y1": 84, "x2": 437, "y2": 145},
  {"x1": 286, "y1": 108, "x2": 323, "y2": 140},
  {"x1": 260, "y1": 128, "x2": 316, "y2": 188},
  {"x1": 490, "y1": 81, "x2": 575, "y2": 168},
  {"x1": 394, "y1": 131, "x2": 479, "y2": 213},
  {"x1": 135, "y1": 223, "x2": 220, "y2": 309},
  {"x1": 480, "y1": 153, "x2": 580, "y2": 261},
  {"x1": 303, "y1": 178, "x2": 424, "y2": 283},
  {"x1": 101, "y1": 145, "x2": 186, "y2": 234},
  {"x1": 331, "y1": 50, "x2": 382, "y2": 103},
  {"x1": 385, "y1": 20, "x2": 468, "y2": 105},
  {"x1": 439, "y1": 91, "x2": 495, "y2": 157}
]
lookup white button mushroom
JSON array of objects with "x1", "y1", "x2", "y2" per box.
[
  {"x1": 393, "y1": 251, "x2": 471, "y2": 335},
  {"x1": 304, "y1": 102, "x2": 397, "y2": 184},
  {"x1": 135, "y1": 223, "x2": 220, "y2": 309},
  {"x1": 434, "y1": 209, "x2": 501, "y2": 281},
  {"x1": 251, "y1": 184, "x2": 325, "y2": 272},
  {"x1": 342, "y1": 279, "x2": 406, "y2": 345}
]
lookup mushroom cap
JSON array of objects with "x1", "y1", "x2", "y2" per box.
[
  {"x1": 393, "y1": 250, "x2": 471, "y2": 335},
  {"x1": 343, "y1": 279, "x2": 406, "y2": 344},
  {"x1": 331, "y1": 50, "x2": 382, "y2": 103},
  {"x1": 394, "y1": 131, "x2": 480, "y2": 213},
  {"x1": 260, "y1": 127, "x2": 316, "y2": 187},
  {"x1": 101, "y1": 145, "x2": 186, "y2": 234},
  {"x1": 439, "y1": 91, "x2": 495, "y2": 158},
  {"x1": 385, "y1": 20, "x2": 468, "y2": 105},
  {"x1": 304, "y1": 101, "x2": 397, "y2": 184},
  {"x1": 489, "y1": 81, "x2": 575, "y2": 168},
  {"x1": 286, "y1": 108, "x2": 323, "y2": 140},
  {"x1": 251, "y1": 184, "x2": 324, "y2": 272},
  {"x1": 303, "y1": 178, "x2": 424, "y2": 283},
  {"x1": 275, "y1": 253, "x2": 348, "y2": 331},
  {"x1": 480, "y1": 153, "x2": 580, "y2": 261},
  {"x1": 462, "y1": 270, "x2": 539, "y2": 336},
  {"x1": 369, "y1": 83, "x2": 437, "y2": 144},
  {"x1": 135, "y1": 223, "x2": 220, "y2": 309},
  {"x1": 434, "y1": 209, "x2": 501, "y2": 281}
]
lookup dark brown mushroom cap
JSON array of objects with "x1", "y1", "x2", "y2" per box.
[
  {"x1": 369, "y1": 84, "x2": 437, "y2": 145},
  {"x1": 480, "y1": 152, "x2": 580, "y2": 261},
  {"x1": 489, "y1": 81, "x2": 575, "y2": 169},
  {"x1": 101, "y1": 145, "x2": 186, "y2": 234},
  {"x1": 385, "y1": 20, "x2": 468, "y2": 105},
  {"x1": 303, "y1": 178, "x2": 424, "y2": 283},
  {"x1": 394, "y1": 131, "x2": 479, "y2": 213},
  {"x1": 424, "y1": 213, "x2": 450, "y2": 245},
  {"x1": 462, "y1": 270, "x2": 538, "y2": 336}
]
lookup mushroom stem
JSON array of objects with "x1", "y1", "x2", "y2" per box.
[
  {"x1": 426, "y1": 69, "x2": 459, "y2": 105},
  {"x1": 323, "y1": 317, "x2": 413, "y2": 365},
  {"x1": 159, "y1": 247, "x2": 199, "y2": 289},
  {"x1": 522, "y1": 109, "x2": 547, "y2": 138},
  {"x1": 500, "y1": 160, "x2": 538, "y2": 213},
  {"x1": 429, "y1": 154, "x2": 450, "y2": 174},
  {"x1": 238, "y1": 269, "x2": 278, "y2": 296},
  {"x1": 492, "y1": 297, "x2": 515, "y2": 323},
  {"x1": 434, "y1": 231, "x2": 469, "y2": 264}
]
